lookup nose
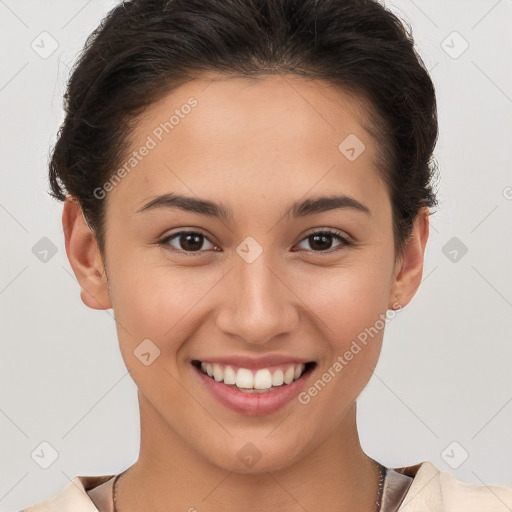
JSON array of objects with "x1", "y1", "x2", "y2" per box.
[{"x1": 215, "y1": 250, "x2": 300, "y2": 346}]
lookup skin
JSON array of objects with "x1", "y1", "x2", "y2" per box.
[{"x1": 63, "y1": 73, "x2": 429, "y2": 511}]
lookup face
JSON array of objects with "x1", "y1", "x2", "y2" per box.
[{"x1": 66, "y1": 73, "x2": 426, "y2": 474}]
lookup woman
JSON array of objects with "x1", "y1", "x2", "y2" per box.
[{"x1": 20, "y1": 0, "x2": 512, "y2": 510}]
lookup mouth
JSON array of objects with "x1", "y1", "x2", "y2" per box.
[{"x1": 191, "y1": 359, "x2": 317, "y2": 393}]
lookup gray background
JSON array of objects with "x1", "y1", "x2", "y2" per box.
[{"x1": 1, "y1": 0, "x2": 511, "y2": 510}]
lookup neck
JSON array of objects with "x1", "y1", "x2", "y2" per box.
[{"x1": 116, "y1": 395, "x2": 382, "y2": 512}]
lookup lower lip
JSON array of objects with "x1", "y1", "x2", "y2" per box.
[{"x1": 193, "y1": 364, "x2": 314, "y2": 416}]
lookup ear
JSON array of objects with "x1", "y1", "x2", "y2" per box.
[
  {"x1": 62, "y1": 196, "x2": 112, "y2": 310},
  {"x1": 388, "y1": 206, "x2": 430, "y2": 310}
]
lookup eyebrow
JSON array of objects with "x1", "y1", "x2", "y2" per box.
[{"x1": 135, "y1": 192, "x2": 371, "y2": 220}]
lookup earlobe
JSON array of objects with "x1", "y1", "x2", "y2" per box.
[
  {"x1": 62, "y1": 196, "x2": 112, "y2": 310},
  {"x1": 388, "y1": 207, "x2": 430, "y2": 310}
]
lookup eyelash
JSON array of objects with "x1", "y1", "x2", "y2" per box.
[{"x1": 158, "y1": 228, "x2": 352, "y2": 256}]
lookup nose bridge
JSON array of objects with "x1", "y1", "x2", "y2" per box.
[{"x1": 216, "y1": 245, "x2": 298, "y2": 344}]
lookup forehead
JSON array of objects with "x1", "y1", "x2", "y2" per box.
[{"x1": 106, "y1": 73, "x2": 387, "y2": 219}]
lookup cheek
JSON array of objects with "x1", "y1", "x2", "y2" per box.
[
  {"x1": 292, "y1": 269, "x2": 389, "y2": 411},
  {"x1": 291, "y1": 255, "x2": 394, "y2": 396},
  {"x1": 293, "y1": 257, "x2": 393, "y2": 340},
  {"x1": 106, "y1": 248, "x2": 224, "y2": 351}
]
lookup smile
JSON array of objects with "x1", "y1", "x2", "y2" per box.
[
  {"x1": 191, "y1": 358, "x2": 317, "y2": 415},
  {"x1": 192, "y1": 360, "x2": 316, "y2": 392}
]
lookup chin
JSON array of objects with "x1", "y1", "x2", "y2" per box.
[{"x1": 203, "y1": 438, "x2": 307, "y2": 475}]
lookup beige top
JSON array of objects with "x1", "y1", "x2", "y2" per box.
[
  {"x1": 85, "y1": 466, "x2": 412, "y2": 512},
  {"x1": 19, "y1": 460, "x2": 512, "y2": 512}
]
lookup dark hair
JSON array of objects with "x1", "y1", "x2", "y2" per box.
[{"x1": 49, "y1": 0, "x2": 438, "y2": 260}]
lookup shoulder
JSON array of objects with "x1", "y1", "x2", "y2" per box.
[
  {"x1": 18, "y1": 475, "x2": 114, "y2": 512},
  {"x1": 395, "y1": 460, "x2": 512, "y2": 511}
]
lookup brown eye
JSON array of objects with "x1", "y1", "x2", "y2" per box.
[
  {"x1": 296, "y1": 230, "x2": 351, "y2": 253},
  {"x1": 161, "y1": 231, "x2": 217, "y2": 253}
]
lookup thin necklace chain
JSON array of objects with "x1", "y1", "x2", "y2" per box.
[{"x1": 112, "y1": 461, "x2": 387, "y2": 512}]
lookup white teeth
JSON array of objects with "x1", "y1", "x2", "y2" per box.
[
  {"x1": 235, "y1": 368, "x2": 254, "y2": 389},
  {"x1": 294, "y1": 364, "x2": 304, "y2": 380},
  {"x1": 223, "y1": 365, "x2": 237, "y2": 385},
  {"x1": 253, "y1": 369, "x2": 272, "y2": 390},
  {"x1": 271, "y1": 369, "x2": 284, "y2": 387},
  {"x1": 197, "y1": 361, "x2": 310, "y2": 389},
  {"x1": 212, "y1": 364, "x2": 223, "y2": 382},
  {"x1": 283, "y1": 366, "x2": 295, "y2": 384}
]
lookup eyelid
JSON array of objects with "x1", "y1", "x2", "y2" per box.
[
  {"x1": 159, "y1": 226, "x2": 218, "y2": 242},
  {"x1": 294, "y1": 227, "x2": 353, "y2": 253},
  {"x1": 159, "y1": 228, "x2": 219, "y2": 253},
  {"x1": 301, "y1": 226, "x2": 351, "y2": 241}
]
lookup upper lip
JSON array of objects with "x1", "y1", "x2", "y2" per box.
[{"x1": 193, "y1": 354, "x2": 316, "y2": 370}]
